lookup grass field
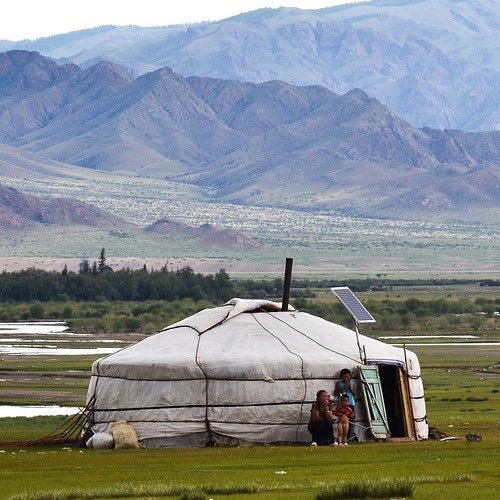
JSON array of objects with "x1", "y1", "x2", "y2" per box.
[{"x1": 0, "y1": 440, "x2": 498, "y2": 499}]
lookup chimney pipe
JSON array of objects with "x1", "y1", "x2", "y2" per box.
[{"x1": 281, "y1": 257, "x2": 293, "y2": 311}]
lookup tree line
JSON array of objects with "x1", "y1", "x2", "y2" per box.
[
  {"x1": 0, "y1": 249, "x2": 498, "y2": 333},
  {"x1": 0, "y1": 260, "x2": 497, "y2": 306},
  {"x1": 0, "y1": 265, "x2": 234, "y2": 303}
]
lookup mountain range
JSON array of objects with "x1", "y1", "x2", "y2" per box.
[
  {"x1": 0, "y1": 49, "x2": 498, "y2": 219},
  {"x1": 1, "y1": 0, "x2": 498, "y2": 131}
]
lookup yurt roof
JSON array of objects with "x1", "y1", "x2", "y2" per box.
[{"x1": 92, "y1": 299, "x2": 418, "y2": 381}]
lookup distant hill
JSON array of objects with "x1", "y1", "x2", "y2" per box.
[
  {"x1": 146, "y1": 218, "x2": 260, "y2": 250},
  {"x1": 1, "y1": 0, "x2": 498, "y2": 131},
  {"x1": 0, "y1": 141, "x2": 93, "y2": 178},
  {"x1": 0, "y1": 183, "x2": 130, "y2": 229},
  {"x1": 0, "y1": 50, "x2": 497, "y2": 218}
]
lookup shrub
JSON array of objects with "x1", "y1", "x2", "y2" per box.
[
  {"x1": 29, "y1": 302, "x2": 45, "y2": 318},
  {"x1": 123, "y1": 316, "x2": 142, "y2": 331},
  {"x1": 61, "y1": 306, "x2": 73, "y2": 318},
  {"x1": 316, "y1": 479, "x2": 414, "y2": 499}
]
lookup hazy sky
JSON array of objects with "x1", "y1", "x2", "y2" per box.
[{"x1": 2, "y1": 1, "x2": 361, "y2": 41}]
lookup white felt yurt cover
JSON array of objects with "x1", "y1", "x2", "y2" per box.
[{"x1": 86, "y1": 299, "x2": 427, "y2": 447}]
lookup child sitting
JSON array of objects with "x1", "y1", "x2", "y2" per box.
[
  {"x1": 332, "y1": 394, "x2": 355, "y2": 445},
  {"x1": 333, "y1": 368, "x2": 357, "y2": 441}
]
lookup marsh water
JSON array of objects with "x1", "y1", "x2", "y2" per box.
[
  {"x1": 0, "y1": 321, "x2": 125, "y2": 417},
  {"x1": 0, "y1": 405, "x2": 81, "y2": 418},
  {"x1": 0, "y1": 321, "x2": 126, "y2": 355}
]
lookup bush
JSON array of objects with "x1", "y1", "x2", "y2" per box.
[
  {"x1": 316, "y1": 479, "x2": 415, "y2": 499},
  {"x1": 123, "y1": 316, "x2": 142, "y2": 331},
  {"x1": 62, "y1": 306, "x2": 73, "y2": 318},
  {"x1": 29, "y1": 302, "x2": 45, "y2": 318}
]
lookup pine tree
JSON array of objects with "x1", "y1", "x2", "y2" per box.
[
  {"x1": 79, "y1": 259, "x2": 90, "y2": 274},
  {"x1": 98, "y1": 248, "x2": 106, "y2": 274}
]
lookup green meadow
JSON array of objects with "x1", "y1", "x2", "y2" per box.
[{"x1": 0, "y1": 440, "x2": 498, "y2": 500}]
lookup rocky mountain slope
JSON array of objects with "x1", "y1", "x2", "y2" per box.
[
  {"x1": 1, "y1": 0, "x2": 498, "y2": 131},
  {"x1": 0, "y1": 183, "x2": 130, "y2": 229},
  {"x1": 0, "y1": 50, "x2": 498, "y2": 218}
]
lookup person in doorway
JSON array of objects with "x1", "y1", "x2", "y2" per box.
[
  {"x1": 332, "y1": 394, "x2": 355, "y2": 445},
  {"x1": 333, "y1": 368, "x2": 357, "y2": 441},
  {"x1": 308, "y1": 390, "x2": 335, "y2": 446}
]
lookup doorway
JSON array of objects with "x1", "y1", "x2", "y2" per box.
[{"x1": 378, "y1": 364, "x2": 415, "y2": 439}]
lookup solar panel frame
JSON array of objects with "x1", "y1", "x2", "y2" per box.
[{"x1": 330, "y1": 286, "x2": 376, "y2": 324}]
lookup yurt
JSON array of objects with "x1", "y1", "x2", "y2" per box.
[{"x1": 85, "y1": 298, "x2": 427, "y2": 447}]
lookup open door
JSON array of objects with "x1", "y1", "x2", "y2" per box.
[
  {"x1": 359, "y1": 365, "x2": 390, "y2": 439},
  {"x1": 378, "y1": 364, "x2": 416, "y2": 440}
]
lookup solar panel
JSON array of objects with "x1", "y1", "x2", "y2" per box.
[{"x1": 330, "y1": 286, "x2": 376, "y2": 324}]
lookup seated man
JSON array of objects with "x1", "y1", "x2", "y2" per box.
[{"x1": 307, "y1": 390, "x2": 335, "y2": 446}]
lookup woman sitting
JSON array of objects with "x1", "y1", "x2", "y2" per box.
[{"x1": 308, "y1": 390, "x2": 335, "y2": 446}]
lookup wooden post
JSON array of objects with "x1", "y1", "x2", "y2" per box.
[{"x1": 281, "y1": 258, "x2": 293, "y2": 311}]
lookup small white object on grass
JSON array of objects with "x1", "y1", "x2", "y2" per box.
[
  {"x1": 86, "y1": 432, "x2": 114, "y2": 449},
  {"x1": 274, "y1": 470, "x2": 287, "y2": 474}
]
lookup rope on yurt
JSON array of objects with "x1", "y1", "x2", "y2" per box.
[
  {"x1": 85, "y1": 337, "x2": 134, "y2": 423},
  {"x1": 402, "y1": 343, "x2": 422, "y2": 379},
  {"x1": 251, "y1": 312, "x2": 308, "y2": 442},
  {"x1": 194, "y1": 329, "x2": 214, "y2": 445},
  {"x1": 0, "y1": 396, "x2": 95, "y2": 447},
  {"x1": 268, "y1": 312, "x2": 362, "y2": 364},
  {"x1": 268, "y1": 312, "x2": 370, "y2": 440}
]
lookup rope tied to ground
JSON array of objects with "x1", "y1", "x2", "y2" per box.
[{"x1": 0, "y1": 396, "x2": 95, "y2": 447}]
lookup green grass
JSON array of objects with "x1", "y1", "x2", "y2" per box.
[
  {"x1": 0, "y1": 357, "x2": 99, "y2": 373},
  {"x1": 0, "y1": 442, "x2": 498, "y2": 499},
  {"x1": 316, "y1": 478, "x2": 415, "y2": 499},
  {"x1": 0, "y1": 415, "x2": 70, "y2": 441},
  {"x1": 0, "y1": 355, "x2": 97, "y2": 406},
  {"x1": 412, "y1": 347, "x2": 499, "y2": 438}
]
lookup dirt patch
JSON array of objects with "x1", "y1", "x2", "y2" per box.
[{"x1": 0, "y1": 389, "x2": 79, "y2": 402}]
